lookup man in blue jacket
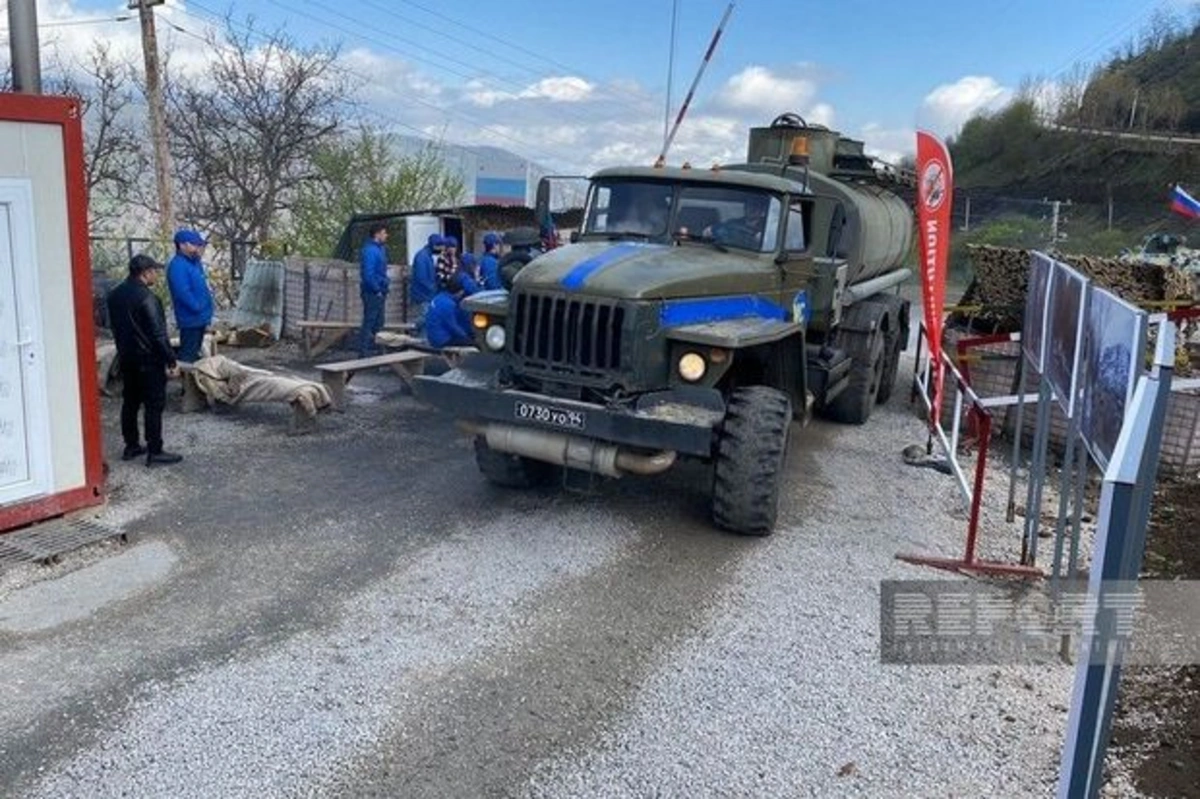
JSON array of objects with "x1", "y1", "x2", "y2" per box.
[
  {"x1": 166, "y1": 229, "x2": 214, "y2": 363},
  {"x1": 480, "y1": 232, "x2": 503, "y2": 290},
  {"x1": 358, "y1": 222, "x2": 391, "y2": 358},
  {"x1": 425, "y1": 274, "x2": 473, "y2": 349},
  {"x1": 459, "y1": 252, "x2": 482, "y2": 295},
  {"x1": 409, "y1": 233, "x2": 442, "y2": 331}
]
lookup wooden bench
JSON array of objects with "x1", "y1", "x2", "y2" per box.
[
  {"x1": 297, "y1": 320, "x2": 415, "y2": 360},
  {"x1": 314, "y1": 350, "x2": 435, "y2": 409}
]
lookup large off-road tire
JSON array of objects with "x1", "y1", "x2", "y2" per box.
[
  {"x1": 711, "y1": 386, "x2": 793, "y2": 536},
  {"x1": 875, "y1": 324, "x2": 903, "y2": 405},
  {"x1": 824, "y1": 331, "x2": 885, "y2": 425},
  {"x1": 474, "y1": 435, "x2": 555, "y2": 488}
]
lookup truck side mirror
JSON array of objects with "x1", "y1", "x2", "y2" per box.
[
  {"x1": 535, "y1": 178, "x2": 551, "y2": 229},
  {"x1": 570, "y1": 230, "x2": 580, "y2": 244}
]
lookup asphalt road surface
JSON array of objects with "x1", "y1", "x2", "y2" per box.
[{"x1": 0, "y1": 354, "x2": 1076, "y2": 798}]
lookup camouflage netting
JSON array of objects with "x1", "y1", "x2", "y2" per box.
[{"x1": 952, "y1": 245, "x2": 1198, "y2": 374}]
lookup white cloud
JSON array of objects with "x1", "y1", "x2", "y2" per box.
[
  {"x1": 712, "y1": 65, "x2": 820, "y2": 116},
  {"x1": 858, "y1": 123, "x2": 915, "y2": 166},
  {"x1": 520, "y1": 76, "x2": 593, "y2": 102},
  {"x1": 463, "y1": 75, "x2": 594, "y2": 108},
  {"x1": 919, "y1": 75, "x2": 1013, "y2": 135},
  {"x1": 5, "y1": 2, "x2": 851, "y2": 178}
]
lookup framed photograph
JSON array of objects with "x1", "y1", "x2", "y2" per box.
[
  {"x1": 1080, "y1": 286, "x2": 1147, "y2": 469},
  {"x1": 1044, "y1": 261, "x2": 1087, "y2": 419},
  {"x1": 1023, "y1": 252, "x2": 1053, "y2": 372}
]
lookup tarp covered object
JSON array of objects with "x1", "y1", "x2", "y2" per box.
[{"x1": 190, "y1": 355, "x2": 332, "y2": 418}]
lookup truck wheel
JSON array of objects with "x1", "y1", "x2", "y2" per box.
[
  {"x1": 825, "y1": 332, "x2": 884, "y2": 425},
  {"x1": 474, "y1": 436, "x2": 554, "y2": 488},
  {"x1": 875, "y1": 327, "x2": 902, "y2": 405},
  {"x1": 711, "y1": 386, "x2": 793, "y2": 536}
]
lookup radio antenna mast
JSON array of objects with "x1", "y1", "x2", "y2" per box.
[{"x1": 656, "y1": 1, "x2": 735, "y2": 166}]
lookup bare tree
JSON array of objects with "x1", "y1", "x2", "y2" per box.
[
  {"x1": 165, "y1": 19, "x2": 351, "y2": 245},
  {"x1": 2, "y1": 46, "x2": 150, "y2": 230},
  {"x1": 60, "y1": 45, "x2": 148, "y2": 229}
]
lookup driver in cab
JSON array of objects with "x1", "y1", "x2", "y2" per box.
[{"x1": 704, "y1": 197, "x2": 771, "y2": 251}]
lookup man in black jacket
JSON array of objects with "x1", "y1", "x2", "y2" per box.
[{"x1": 106, "y1": 254, "x2": 183, "y2": 466}]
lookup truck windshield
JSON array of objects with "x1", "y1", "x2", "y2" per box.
[
  {"x1": 676, "y1": 185, "x2": 781, "y2": 253},
  {"x1": 583, "y1": 180, "x2": 674, "y2": 238},
  {"x1": 582, "y1": 179, "x2": 782, "y2": 253}
]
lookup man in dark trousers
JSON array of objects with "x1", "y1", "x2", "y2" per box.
[
  {"x1": 106, "y1": 255, "x2": 183, "y2": 466},
  {"x1": 358, "y1": 222, "x2": 391, "y2": 358},
  {"x1": 165, "y1": 228, "x2": 214, "y2": 363}
]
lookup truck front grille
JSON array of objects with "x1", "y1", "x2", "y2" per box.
[{"x1": 512, "y1": 291, "x2": 625, "y2": 376}]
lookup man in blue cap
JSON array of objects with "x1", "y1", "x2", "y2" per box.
[
  {"x1": 166, "y1": 228, "x2": 214, "y2": 363},
  {"x1": 358, "y1": 222, "x2": 391, "y2": 358},
  {"x1": 480, "y1": 232, "x2": 503, "y2": 290},
  {"x1": 409, "y1": 232, "x2": 442, "y2": 331},
  {"x1": 459, "y1": 252, "x2": 482, "y2": 295}
]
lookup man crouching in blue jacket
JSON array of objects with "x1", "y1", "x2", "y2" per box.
[
  {"x1": 166, "y1": 229, "x2": 214, "y2": 363},
  {"x1": 358, "y1": 222, "x2": 391, "y2": 357},
  {"x1": 425, "y1": 274, "x2": 473, "y2": 349}
]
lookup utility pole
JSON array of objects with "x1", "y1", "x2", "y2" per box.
[
  {"x1": 135, "y1": 0, "x2": 175, "y2": 244},
  {"x1": 962, "y1": 195, "x2": 971, "y2": 232},
  {"x1": 7, "y1": 0, "x2": 42, "y2": 93}
]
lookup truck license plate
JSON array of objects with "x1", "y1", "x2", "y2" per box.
[{"x1": 514, "y1": 401, "x2": 587, "y2": 431}]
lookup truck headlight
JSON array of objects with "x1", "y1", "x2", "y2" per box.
[
  {"x1": 485, "y1": 325, "x2": 507, "y2": 351},
  {"x1": 678, "y1": 352, "x2": 706, "y2": 382}
]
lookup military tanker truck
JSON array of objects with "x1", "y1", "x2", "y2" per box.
[{"x1": 413, "y1": 113, "x2": 916, "y2": 535}]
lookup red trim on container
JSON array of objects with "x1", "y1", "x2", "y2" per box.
[{"x1": 0, "y1": 94, "x2": 105, "y2": 533}]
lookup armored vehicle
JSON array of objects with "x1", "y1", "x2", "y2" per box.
[{"x1": 414, "y1": 114, "x2": 916, "y2": 535}]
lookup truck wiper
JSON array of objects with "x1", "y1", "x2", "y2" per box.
[{"x1": 605, "y1": 232, "x2": 652, "y2": 241}]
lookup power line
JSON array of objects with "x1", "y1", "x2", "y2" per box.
[
  {"x1": 0, "y1": 15, "x2": 132, "y2": 30},
  {"x1": 270, "y1": 0, "x2": 630, "y2": 135},
  {"x1": 171, "y1": 7, "x2": 585, "y2": 171},
  {"x1": 389, "y1": 0, "x2": 594, "y2": 80},
  {"x1": 343, "y1": 0, "x2": 651, "y2": 120}
]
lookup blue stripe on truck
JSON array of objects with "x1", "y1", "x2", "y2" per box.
[
  {"x1": 560, "y1": 243, "x2": 667, "y2": 291},
  {"x1": 660, "y1": 295, "x2": 789, "y2": 327}
]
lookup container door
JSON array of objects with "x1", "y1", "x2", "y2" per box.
[
  {"x1": 0, "y1": 181, "x2": 52, "y2": 507},
  {"x1": 404, "y1": 216, "x2": 442, "y2": 265}
]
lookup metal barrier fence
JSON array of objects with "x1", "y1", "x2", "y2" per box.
[{"x1": 899, "y1": 322, "x2": 1043, "y2": 578}]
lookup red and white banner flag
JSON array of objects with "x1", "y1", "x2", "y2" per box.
[{"x1": 916, "y1": 130, "x2": 953, "y2": 429}]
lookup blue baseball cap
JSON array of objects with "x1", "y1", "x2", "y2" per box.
[
  {"x1": 461, "y1": 252, "x2": 476, "y2": 267},
  {"x1": 428, "y1": 233, "x2": 444, "y2": 248},
  {"x1": 483, "y1": 232, "x2": 502, "y2": 248},
  {"x1": 173, "y1": 229, "x2": 207, "y2": 246},
  {"x1": 444, "y1": 235, "x2": 458, "y2": 248}
]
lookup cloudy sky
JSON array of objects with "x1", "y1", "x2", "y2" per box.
[{"x1": 4, "y1": 0, "x2": 1193, "y2": 173}]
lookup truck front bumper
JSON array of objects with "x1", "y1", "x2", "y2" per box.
[{"x1": 413, "y1": 363, "x2": 724, "y2": 458}]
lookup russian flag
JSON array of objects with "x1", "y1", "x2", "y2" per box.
[{"x1": 1170, "y1": 184, "x2": 1200, "y2": 220}]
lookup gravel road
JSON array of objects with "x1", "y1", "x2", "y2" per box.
[{"x1": 0, "y1": 352, "x2": 1080, "y2": 798}]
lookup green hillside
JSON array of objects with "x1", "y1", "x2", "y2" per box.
[{"x1": 951, "y1": 11, "x2": 1200, "y2": 213}]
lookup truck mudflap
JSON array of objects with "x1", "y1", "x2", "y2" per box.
[{"x1": 413, "y1": 367, "x2": 725, "y2": 458}]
